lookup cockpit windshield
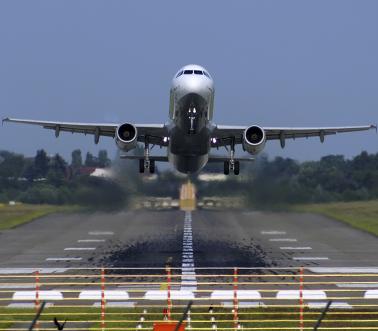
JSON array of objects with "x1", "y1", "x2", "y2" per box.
[{"x1": 176, "y1": 69, "x2": 211, "y2": 79}]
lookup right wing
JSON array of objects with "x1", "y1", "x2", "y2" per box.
[
  {"x1": 212, "y1": 124, "x2": 376, "y2": 148},
  {"x1": 2, "y1": 118, "x2": 168, "y2": 146}
]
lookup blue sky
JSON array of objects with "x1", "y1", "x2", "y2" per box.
[{"x1": 0, "y1": 1, "x2": 377, "y2": 161}]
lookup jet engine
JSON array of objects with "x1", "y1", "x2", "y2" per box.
[
  {"x1": 115, "y1": 123, "x2": 138, "y2": 151},
  {"x1": 243, "y1": 125, "x2": 266, "y2": 155}
]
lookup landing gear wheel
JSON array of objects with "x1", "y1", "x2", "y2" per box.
[
  {"x1": 139, "y1": 159, "x2": 145, "y2": 173},
  {"x1": 234, "y1": 161, "x2": 240, "y2": 175},
  {"x1": 149, "y1": 160, "x2": 155, "y2": 174},
  {"x1": 224, "y1": 161, "x2": 230, "y2": 175}
]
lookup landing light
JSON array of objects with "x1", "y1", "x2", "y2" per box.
[
  {"x1": 163, "y1": 137, "x2": 168, "y2": 143},
  {"x1": 211, "y1": 138, "x2": 217, "y2": 144}
]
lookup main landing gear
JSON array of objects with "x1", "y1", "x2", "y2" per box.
[
  {"x1": 224, "y1": 160, "x2": 240, "y2": 175},
  {"x1": 223, "y1": 137, "x2": 240, "y2": 175},
  {"x1": 139, "y1": 138, "x2": 155, "y2": 174}
]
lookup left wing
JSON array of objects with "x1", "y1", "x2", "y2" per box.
[
  {"x1": 2, "y1": 118, "x2": 168, "y2": 146},
  {"x1": 212, "y1": 124, "x2": 376, "y2": 148}
]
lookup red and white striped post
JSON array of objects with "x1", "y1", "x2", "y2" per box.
[
  {"x1": 35, "y1": 270, "x2": 40, "y2": 331},
  {"x1": 101, "y1": 267, "x2": 106, "y2": 331},
  {"x1": 167, "y1": 267, "x2": 172, "y2": 320},
  {"x1": 233, "y1": 267, "x2": 238, "y2": 329},
  {"x1": 299, "y1": 266, "x2": 304, "y2": 331}
]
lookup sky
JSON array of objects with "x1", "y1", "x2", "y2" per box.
[{"x1": 0, "y1": 1, "x2": 377, "y2": 162}]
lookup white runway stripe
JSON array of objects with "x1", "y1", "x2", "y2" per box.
[
  {"x1": 307, "y1": 301, "x2": 352, "y2": 309},
  {"x1": 365, "y1": 290, "x2": 378, "y2": 299},
  {"x1": 261, "y1": 231, "x2": 286, "y2": 235},
  {"x1": 88, "y1": 231, "x2": 114, "y2": 235},
  {"x1": 64, "y1": 247, "x2": 96, "y2": 251},
  {"x1": 13, "y1": 291, "x2": 63, "y2": 301},
  {"x1": 181, "y1": 211, "x2": 197, "y2": 290},
  {"x1": 280, "y1": 247, "x2": 312, "y2": 250},
  {"x1": 46, "y1": 257, "x2": 82, "y2": 261},
  {"x1": 293, "y1": 257, "x2": 329, "y2": 261},
  {"x1": 337, "y1": 283, "x2": 378, "y2": 288},
  {"x1": 269, "y1": 238, "x2": 297, "y2": 242},
  {"x1": 309, "y1": 267, "x2": 378, "y2": 273},
  {"x1": 78, "y1": 239, "x2": 105, "y2": 243},
  {"x1": 277, "y1": 290, "x2": 326, "y2": 300},
  {"x1": 79, "y1": 290, "x2": 129, "y2": 300}
]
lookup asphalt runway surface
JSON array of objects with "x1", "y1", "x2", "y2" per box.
[
  {"x1": 0, "y1": 209, "x2": 377, "y2": 311},
  {"x1": 0, "y1": 209, "x2": 377, "y2": 269}
]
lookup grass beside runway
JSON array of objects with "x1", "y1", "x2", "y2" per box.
[
  {"x1": 291, "y1": 199, "x2": 378, "y2": 237},
  {"x1": 0, "y1": 203, "x2": 81, "y2": 230},
  {"x1": 0, "y1": 307, "x2": 377, "y2": 330}
]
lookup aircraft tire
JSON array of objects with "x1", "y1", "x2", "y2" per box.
[
  {"x1": 139, "y1": 159, "x2": 145, "y2": 173},
  {"x1": 234, "y1": 161, "x2": 240, "y2": 175},
  {"x1": 149, "y1": 160, "x2": 155, "y2": 174},
  {"x1": 224, "y1": 161, "x2": 230, "y2": 175}
]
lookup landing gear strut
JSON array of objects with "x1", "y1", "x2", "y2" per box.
[
  {"x1": 138, "y1": 137, "x2": 155, "y2": 174},
  {"x1": 223, "y1": 138, "x2": 240, "y2": 175}
]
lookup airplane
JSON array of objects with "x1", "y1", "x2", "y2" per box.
[{"x1": 3, "y1": 64, "x2": 376, "y2": 175}]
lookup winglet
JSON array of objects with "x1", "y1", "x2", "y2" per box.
[
  {"x1": 373, "y1": 124, "x2": 378, "y2": 133},
  {"x1": 1, "y1": 117, "x2": 9, "y2": 126}
]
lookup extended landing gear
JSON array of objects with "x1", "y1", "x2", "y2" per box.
[
  {"x1": 139, "y1": 138, "x2": 155, "y2": 174},
  {"x1": 223, "y1": 137, "x2": 240, "y2": 175},
  {"x1": 139, "y1": 159, "x2": 155, "y2": 174},
  {"x1": 224, "y1": 160, "x2": 240, "y2": 175}
]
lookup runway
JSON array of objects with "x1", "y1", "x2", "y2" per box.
[
  {"x1": 0, "y1": 208, "x2": 377, "y2": 312},
  {"x1": 0, "y1": 209, "x2": 376, "y2": 268}
]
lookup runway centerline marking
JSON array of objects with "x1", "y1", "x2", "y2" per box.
[
  {"x1": 64, "y1": 247, "x2": 96, "y2": 251},
  {"x1": 293, "y1": 257, "x2": 329, "y2": 261},
  {"x1": 181, "y1": 211, "x2": 197, "y2": 290},
  {"x1": 280, "y1": 247, "x2": 312, "y2": 250}
]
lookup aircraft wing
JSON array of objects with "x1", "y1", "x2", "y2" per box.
[
  {"x1": 2, "y1": 118, "x2": 168, "y2": 145},
  {"x1": 212, "y1": 124, "x2": 376, "y2": 147}
]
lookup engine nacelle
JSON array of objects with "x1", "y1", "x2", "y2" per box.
[
  {"x1": 243, "y1": 125, "x2": 266, "y2": 155},
  {"x1": 115, "y1": 123, "x2": 138, "y2": 151}
]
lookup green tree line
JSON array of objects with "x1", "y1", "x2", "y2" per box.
[{"x1": 0, "y1": 149, "x2": 124, "y2": 209}]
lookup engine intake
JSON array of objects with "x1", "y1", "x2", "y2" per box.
[
  {"x1": 115, "y1": 123, "x2": 138, "y2": 151},
  {"x1": 243, "y1": 125, "x2": 266, "y2": 155}
]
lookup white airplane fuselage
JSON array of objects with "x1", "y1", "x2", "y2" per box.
[{"x1": 168, "y1": 64, "x2": 215, "y2": 173}]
